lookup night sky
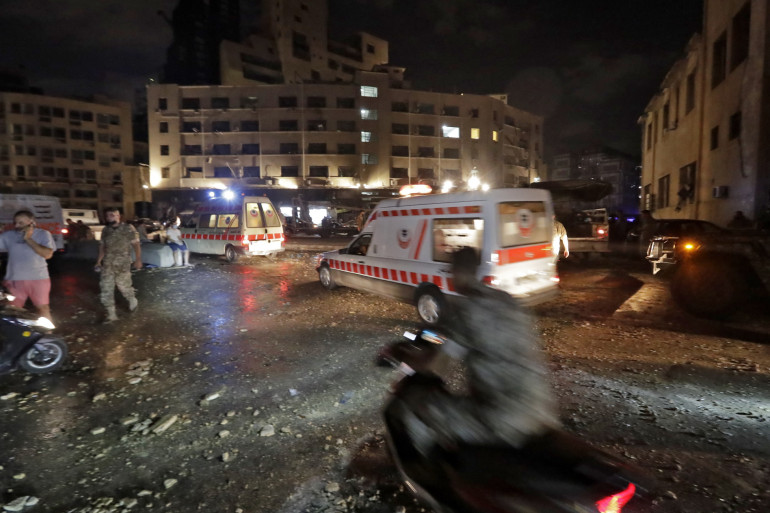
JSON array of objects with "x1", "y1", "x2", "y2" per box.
[{"x1": 0, "y1": 0, "x2": 704, "y2": 160}]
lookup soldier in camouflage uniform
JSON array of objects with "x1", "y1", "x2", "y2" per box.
[{"x1": 95, "y1": 208, "x2": 142, "y2": 323}]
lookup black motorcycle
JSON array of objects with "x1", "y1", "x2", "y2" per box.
[
  {"x1": 379, "y1": 329, "x2": 644, "y2": 513},
  {"x1": 0, "y1": 289, "x2": 67, "y2": 375}
]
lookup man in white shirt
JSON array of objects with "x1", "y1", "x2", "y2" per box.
[{"x1": 552, "y1": 216, "x2": 569, "y2": 261}]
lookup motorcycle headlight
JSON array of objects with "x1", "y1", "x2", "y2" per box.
[{"x1": 18, "y1": 317, "x2": 56, "y2": 330}]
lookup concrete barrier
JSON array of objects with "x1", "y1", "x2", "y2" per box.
[{"x1": 61, "y1": 240, "x2": 175, "y2": 268}]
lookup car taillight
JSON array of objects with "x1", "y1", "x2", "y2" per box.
[
  {"x1": 241, "y1": 235, "x2": 249, "y2": 246},
  {"x1": 596, "y1": 483, "x2": 635, "y2": 513}
]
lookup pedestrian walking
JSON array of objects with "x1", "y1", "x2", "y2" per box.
[
  {"x1": 0, "y1": 210, "x2": 55, "y2": 321},
  {"x1": 165, "y1": 219, "x2": 191, "y2": 267},
  {"x1": 552, "y1": 216, "x2": 569, "y2": 261},
  {"x1": 95, "y1": 208, "x2": 142, "y2": 323}
]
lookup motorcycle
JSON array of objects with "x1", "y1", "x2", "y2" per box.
[
  {"x1": 0, "y1": 289, "x2": 68, "y2": 375},
  {"x1": 378, "y1": 329, "x2": 644, "y2": 513}
]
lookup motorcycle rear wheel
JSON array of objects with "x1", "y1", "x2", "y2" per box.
[{"x1": 19, "y1": 338, "x2": 68, "y2": 373}]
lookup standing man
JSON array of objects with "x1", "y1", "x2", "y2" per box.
[
  {"x1": 95, "y1": 208, "x2": 142, "y2": 323},
  {"x1": 552, "y1": 215, "x2": 569, "y2": 261},
  {"x1": 0, "y1": 210, "x2": 55, "y2": 321}
]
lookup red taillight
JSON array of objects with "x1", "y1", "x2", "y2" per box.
[
  {"x1": 596, "y1": 483, "x2": 636, "y2": 513},
  {"x1": 481, "y1": 275, "x2": 499, "y2": 287}
]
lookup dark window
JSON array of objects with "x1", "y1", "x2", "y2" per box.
[
  {"x1": 337, "y1": 120, "x2": 355, "y2": 132},
  {"x1": 336, "y1": 97, "x2": 355, "y2": 109},
  {"x1": 678, "y1": 162, "x2": 696, "y2": 206},
  {"x1": 307, "y1": 120, "x2": 327, "y2": 131},
  {"x1": 309, "y1": 166, "x2": 328, "y2": 177},
  {"x1": 711, "y1": 31, "x2": 727, "y2": 88},
  {"x1": 366, "y1": 44, "x2": 375, "y2": 53},
  {"x1": 390, "y1": 167, "x2": 408, "y2": 179},
  {"x1": 53, "y1": 107, "x2": 64, "y2": 118},
  {"x1": 686, "y1": 69, "x2": 696, "y2": 114},
  {"x1": 242, "y1": 166, "x2": 260, "y2": 178},
  {"x1": 242, "y1": 143, "x2": 260, "y2": 154},
  {"x1": 338, "y1": 166, "x2": 356, "y2": 177},
  {"x1": 417, "y1": 125, "x2": 435, "y2": 136},
  {"x1": 731, "y1": 3, "x2": 751, "y2": 70},
  {"x1": 82, "y1": 111, "x2": 93, "y2": 122},
  {"x1": 417, "y1": 146, "x2": 434, "y2": 157},
  {"x1": 470, "y1": 108, "x2": 479, "y2": 118},
  {"x1": 241, "y1": 120, "x2": 259, "y2": 131},
  {"x1": 279, "y1": 96, "x2": 297, "y2": 107},
  {"x1": 307, "y1": 96, "x2": 326, "y2": 108},
  {"x1": 391, "y1": 101, "x2": 408, "y2": 112},
  {"x1": 392, "y1": 123, "x2": 408, "y2": 134},
  {"x1": 392, "y1": 145, "x2": 408, "y2": 157},
  {"x1": 662, "y1": 103, "x2": 670, "y2": 130},
  {"x1": 442, "y1": 105, "x2": 459, "y2": 116},
  {"x1": 212, "y1": 120, "x2": 230, "y2": 132},
  {"x1": 415, "y1": 103, "x2": 435, "y2": 114},
  {"x1": 159, "y1": 122, "x2": 168, "y2": 133},
  {"x1": 710, "y1": 126, "x2": 719, "y2": 150},
  {"x1": 158, "y1": 98, "x2": 167, "y2": 110},
  {"x1": 182, "y1": 121, "x2": 202, "y2": 132},
  {"x1": 337, "y1": 143, "x2": 355, "y2": 154},
  {"x1": 211, "y1": 97, "x2": 230, "y2": 109},
  {"x1": 160, "y1": 145, "x2": 169, "y2": 156},
  {"x1": 307, "y1": 143, "x2": 327, "y2": 154},
  {"x1": 279, "y1": 143, "x2": 299, "y2": 154},
  {"x1": 212, "y1": 144, "x2": 231, "y2": 155},
  {"x1": 181, "y1": 97, "x2": 201, "y2": 110},
  {"x1": 729, "y1": 111, "x2": 742, "y2": 139},
  {"x1": 161, "y1": 167, "x2": 170, "y2": 179},
  {"x1": 362, "y1": 153, "x2": 377, "y2": 164},
  {"x1": 213, "y1": 166, "x2": 233, "y2": 178},
  {"x1": 328, "y1": 59, "x2": 339, "y2": 70},
  {"x1": 279, "y1": 120, "x2": 298, "y2": 131},
  {"x1": 281, "y1": 165, "x2": 299, "y2": 177},
  {"x1": 657, "y1": 175, "x2": 670, "y2": 209},
  {"x1": 443, "y1": 148, "x2": 460, "y2": 159},
  {"x1": 417, "y1": 168, "x2": 434, "y2": 179}
]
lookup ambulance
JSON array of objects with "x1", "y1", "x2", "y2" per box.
[
  {"x1": 180, "y1": 196, "x2": 285, "y2": 262},
  {"x1": 315, "y1": 188, "x2": 559, "y2": 325},
  {"x1": 0, "y1": 194, "x2": 65, "y2": 250}
]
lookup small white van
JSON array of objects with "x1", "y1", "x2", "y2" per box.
[
  {"x1": 0, "y1": 194, "x2": 65, "y2": 250},
  {"x1": 181, "y1": 196, "x2": 285, "y2": 262},
  {"x1": 315, "y1": 188, "x2": 559, "y2": 324}
]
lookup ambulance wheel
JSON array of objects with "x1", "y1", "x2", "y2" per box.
[
  {"x1": 225, "y1": 245, "x2": 239, "y2": 263},
  {"x1": 319, "y1": 264, "x2": 337, "y2": 290},
  {"x1": 415, "y1": 286, "x2": 445, "y2": 326}
]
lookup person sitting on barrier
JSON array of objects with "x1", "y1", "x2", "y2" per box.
[{"x1": 165, "y1": 219, "x2": 191, "y2": 267}]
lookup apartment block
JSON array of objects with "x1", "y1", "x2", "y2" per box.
[
  {"x1": 640, "y1": 0, "x2": 770, "y2": 226},
  {"x1": 146, "y1": 74, "x2": 544, "y2": 196},
  {"x1": 0, "y1": 92, "x2": 141, "y2": 216}
]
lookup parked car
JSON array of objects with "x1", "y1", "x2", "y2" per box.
[{"x1": 645, "y1": 219, "x2": 725, "y2": 274}]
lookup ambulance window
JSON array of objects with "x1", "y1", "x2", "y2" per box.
[
  {"x1": 260, "y1": 203, "x2": 282, "y2": 228},
  {"x1": 432, "y1": 218, "x2": 483, "y2": 263},
  {"x1": 246, "y1": 203, "x2": 265, "y2": 228},
  {"x1": 199, "y1": 214, "x2": 217, "y2": 228},
  {"x1": 217, "y1": 214, "x2": 239, "y2": 228},
  {"x1": 498, "y1": 201, "x2": 549, "y2": 247}
]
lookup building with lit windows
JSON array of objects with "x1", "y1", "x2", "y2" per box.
[
  {"x1": 149, "y1": 0, "x2": 544, "y2": 208},
  {"x1": 0, "y1": 91, "x2": 146, "y2": 216},
  {"x1": 640, "y1": 0, "x2": 770, "y2": 226}
]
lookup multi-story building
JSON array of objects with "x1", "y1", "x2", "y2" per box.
[
  {"x1": 640, "y1": 0, "x2": 770, "y2": 226},
  {"x1": 162, "y1": 0, "x2": 241, "y2": 86},
  {"x1": 146, "y1": 76, "x2": 544, "y2": 206},
  {"x1": 0, "y1": 91, "x2": 141, "y2": 216},
  {"x1": 149, "y1": 0, "x2": 544, "y2": 208},
  {"x1": 550, "y1": 148, "x2": 640, "y2": 215}
]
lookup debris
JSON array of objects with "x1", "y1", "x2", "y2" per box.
[
  {"x1": 259, "y1": 425, "x2": 275, "y2": 437},
  {"x1": 151, "y1": 414, "x2": 179, "y2": 434}
]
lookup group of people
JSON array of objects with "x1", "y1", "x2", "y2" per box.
[
  {"x1": 64, "y1": 218, "x2": 94, "y2": 250},
  {"x1": 1, "y1": 208, "x2": 194, "y2": 325}
]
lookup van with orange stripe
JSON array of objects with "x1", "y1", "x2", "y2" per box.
[
  {"x1": 181, "y1": 196, "x2": 285, "y2": 262},
  {"x1": 315, "y1": 188, "x2": 559, "y2": 324}
]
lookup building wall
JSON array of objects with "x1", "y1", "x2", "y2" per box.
[
  {"x1": 641, "y1": 0, "x2": 769, "y2": 226},
  {"x1": 0, "y1": 92, "x2": 137, "y2": 216},
  {"x1": 146, "y1": 76, "x2": 544, "y2": 194}
]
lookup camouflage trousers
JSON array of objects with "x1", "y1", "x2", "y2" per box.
[{"x1": 99, "y1": 265, "x2": 136, "y2": 309}]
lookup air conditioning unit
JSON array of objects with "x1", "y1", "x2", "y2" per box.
[{"x1": 712, "y1": 185, "x2": 729, "y2": 198}]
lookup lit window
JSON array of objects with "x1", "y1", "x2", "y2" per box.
[
  {"x1": 361, "y1": 131, "x2": 373, "y2": 142},
  {"x1": 360, "y1": 86, "x2": 378, "y2": 97},
  {"x1": 442, "y1": 126, "x2": 460, "y2": 138},
  {"x1": 362, "y1": 153, "x2": 378, "y2": 164},
  {"x1": 471, "y1": 128, "x2": 480, "y2": 140},
  {"x1": 492, "y1": 130, "x2": 499, "y2": 142},
  {"x1": 360, "y1": 108, "x2": 378, "y2": 120}
]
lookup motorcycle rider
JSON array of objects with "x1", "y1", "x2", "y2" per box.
[{"x1": 408, "y1": 246, "x2": 559, "y2": 454}]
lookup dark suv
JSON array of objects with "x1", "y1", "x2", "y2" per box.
[{"x1": 645, "y1": 219, "x2": 725, "y2": 274}]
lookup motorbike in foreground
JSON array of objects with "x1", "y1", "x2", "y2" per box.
[
  {"x1": 378, "y1": 329, "x2": 644, "y2": 513},
  {"x1": 0, "y1": 289, "x2": 67, "y2": 375}
]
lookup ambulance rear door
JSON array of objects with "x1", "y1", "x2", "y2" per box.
[{"x1": 243, "y1": 199, "x2": 284, "y2": 255}]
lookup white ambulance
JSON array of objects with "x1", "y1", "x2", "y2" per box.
[
  {"x1": 315, "y1": 188, "x2": 559, "y2": 325},
  {"x1": 0, "y1": 194, "x2": 65, "y2": 250},
  {"x1": 181, "y1": 196, "x2": 285, "y2": 262}
]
